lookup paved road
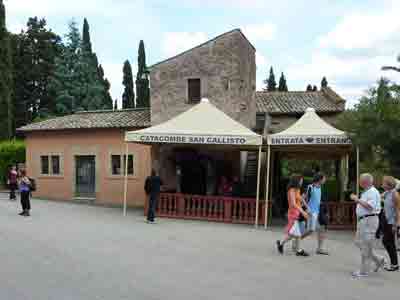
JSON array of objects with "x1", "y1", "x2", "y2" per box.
[{"x1": 0, "y1": 194, "x2": 398, "y2": 300}]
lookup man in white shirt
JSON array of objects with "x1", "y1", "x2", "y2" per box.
[{"x1": 350, "y1": 173, "x2": 385, "y2": 278}]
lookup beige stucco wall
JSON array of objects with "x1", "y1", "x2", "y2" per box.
[
  {"x1": 150, "y1": 30, "x2": 256, "y2": 129},
  {"x1": 25, "y1": 129, "x2": 151, "y2": 207}
]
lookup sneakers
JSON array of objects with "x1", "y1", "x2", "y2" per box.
[
  {"x1": 18, "y1": 211, "x2": 25, "y2": 216},
  {"x1": 276, "y1": 240, "x2": 284, "y2": 255},
  {"x1": 316, "y1": 249, "x2": 329, "y2": 256},
  {"x1": 374, "y1": 258, "x2": 385, "y2": 272},
  {"x1": 384, "y1": 265, "x2": 399, "y2": 272},
  {"x1": 146, "y1": 220, "x2": 156, "y2": 224},
  {"x1": 296, "y1": 249, "x2": 310, "y2": 257},
  {"x1": 352, "y1": 271, "x2": 369, "y2": 278}
]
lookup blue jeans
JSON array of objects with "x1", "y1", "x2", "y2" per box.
[{"x1": 147, "y1": 193, "x2": 159, "y2": 222}]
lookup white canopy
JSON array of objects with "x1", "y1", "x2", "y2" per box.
[
  {"x1": 125, "y1": 98, "x2": 262, "y2": 147},
  {"x1": 267, "y1": 108, "x2": 351, "y2": 146}
]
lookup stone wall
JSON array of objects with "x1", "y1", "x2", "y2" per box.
[{"x1": 150, "y1": 30, "x2": 256, "y2": 129}]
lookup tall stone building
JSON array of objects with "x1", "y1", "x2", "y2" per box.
[{"x1": 149, "y1": 29, "x2": 257, "y2": 129}]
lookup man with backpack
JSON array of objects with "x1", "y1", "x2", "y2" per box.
[
  {"x1": 302, "y1": 173, "x2": 329, "y2": 255},
  {"x1": 144, "y1": 169, "x2": 163, "y2": 224}
]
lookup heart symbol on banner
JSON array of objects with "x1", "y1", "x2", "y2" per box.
[{"x1": 306, "y1": 137, "x2": 314, "y2": 143}]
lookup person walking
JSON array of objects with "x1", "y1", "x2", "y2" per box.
[
  {"x1": 276, "y1": 175, "x2": 310, "y2": 257},
  {"x1": 145, "y1": 169, "x2": 162, "y2": 224},
  {"x1": 7, "y1": 165, "x2": 18, "y2": 201},
  {"x1": 301, "y1": 173, "x2": 329, "y2": 255},
  {"x1": 381, "y1": 176, "x2": 400, "y2": 271},
  {"x1": 350, "y1": 173, "x2": 385, "y2": 278},
  {"x1": 18, "y1": 170, "x2": 31, "y2": 217}
]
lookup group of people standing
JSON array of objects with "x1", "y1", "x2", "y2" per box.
[
  {"x1": 276, "y1": 172, "x2": 400, "y2": 277},
  {"x1": 6, "y1": 165, "x2": 32, "y2": 217},
  {"x1": 277, "y1": 173, "x2": 329, "y2": 257}
]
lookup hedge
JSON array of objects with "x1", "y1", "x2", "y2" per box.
[{"x1": 0, "y1": 140, "x2": 26, "y2": 185}]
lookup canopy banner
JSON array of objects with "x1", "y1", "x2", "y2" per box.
[
  {"x1": 125, "y1": 132, "x2": 262, "y2": 146},
  {"x1": 268, "y1": 135, "x2": 351, "y2": 145}
]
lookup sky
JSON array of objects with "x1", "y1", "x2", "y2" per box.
[{"x1": 4, "y1": 0, "x2": 400, "y2": 107}]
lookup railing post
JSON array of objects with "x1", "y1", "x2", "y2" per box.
[
  {"x1": 176, "y1": 193, "x2": 185, "y2": 217},
  {"x1": 224, "y1": 198, "x2": 232, "y2": 223}
]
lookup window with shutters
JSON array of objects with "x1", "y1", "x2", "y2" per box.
[{"x1": 188, "y1": 78, "x2": 201, "y2": 103}]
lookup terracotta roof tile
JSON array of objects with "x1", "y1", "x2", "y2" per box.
[
  {"x1": 256, "y1": 88, "x2": 345, "y2": 115},
  {"x1": 18, "y1": 109, "x2": 151, "y2": 132}
]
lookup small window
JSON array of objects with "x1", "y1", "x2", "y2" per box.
[
  {"x1": 123, "y1": 155, "x2": 134, "y2": 175},
  {"x1": 256, "y1": 113, "x2": 266, "y2": 130},
  {"x1": 111, "y1": 155, "x2": 121, "y2": 175},
  {"x1": 188, "y1": 78, "x2": 201, "y2": 103},
  {"x1": 51, "y1": 155, "x2": 60, "y2": 175},
  {"x1": 41, "y1": 156, "x2": 49, "y2": 174},
  {"x1": 111, "y1": 155, "x2": 134, "y2": 176}
]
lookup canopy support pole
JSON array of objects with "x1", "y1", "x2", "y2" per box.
[
  {"x1": 264, "y1": 145, "x2": 271, "y2": 229},
  {"x1": 123, "y1": 143, "x2": 129, "y2": 216},
  {"x1": 356, "y1": 147, "x2": 360, "y2": 196},
  {"x1": 254, "y1": 146, "x2": 262, "y2": 228}
]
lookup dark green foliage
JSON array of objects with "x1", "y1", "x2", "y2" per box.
[
  {"x1": 0, "y1": 140, "x2": 25, "y2": 184},
  {"x1": 12, "y1": 17, "x2": 62, "y2": 122},
  {"x1": 338, "y1": 78, "x2": 400, "y2": 177},
  {"x1": 136, "y1": 40, "x2": 150, "y2": 108},
  {"x1": 263, "y1": 67, "x2": 277, "y2": 91},
  {"x1": 312, "y1": 85, "x2": 318, "y2": 92},
  {"x1": 82, "y1": 18, "x2": 92, "y2": 53},
  {"x1": 306, "y1": 84, "x2": 313, "y2": 91},
  {"x1": 114, "y1": 100, "x2": 118, "y2": 110},
  {"x1": 0, "y1": 0, "x2": 13, "y2": 139},
  {"x1": 49, "y1": 20, "x2": 111, "y2": 114},
  {"x1": 278, "y1": 72, "x2": 288, "y2": 91},
  {"x1": 321, "y1": 77, "x2": 328, "y2": 88},
  {"x1": 122, "y1": 60, "x2": 135, "y2": 109}
]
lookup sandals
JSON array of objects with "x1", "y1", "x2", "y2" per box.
[
  {"x1": 384, "y1": 265, "x2": 399, "y2": 272},
  {"x1": 276, "y1": 240, "x2": 284, "y2": 255},
  {"x1": 296, "y1": 249, "x2": 310, "y2": 257}
]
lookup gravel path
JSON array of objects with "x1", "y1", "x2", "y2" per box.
[{"x1": 0, "y1": 194, "x2": 398, "y2": 300}]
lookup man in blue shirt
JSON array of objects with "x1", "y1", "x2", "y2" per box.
[{"x1": 303, "y1": 173, "x2": 329, "y2": 255}]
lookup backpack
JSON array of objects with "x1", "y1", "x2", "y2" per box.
[
  {"x1": 29, "y1": 178, "x2": 37, "y2": 192},
  {"x1": 144, "y1": 177, "x2": 151, "y2": 194}
]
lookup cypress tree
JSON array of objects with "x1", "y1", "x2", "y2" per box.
[
  {"x1": 136, "y1": 40, "x2": 150, "y2": 108},
  {"x1": 278, "y1": 72, "x2": 288, "y2": 91},
  {"x1": 114, "y1": 100, "x2": 118, "y2": 110},
  {"x1": 321, "y1": 77, "x2": 328, "y2": 88},
  {"x1": 122, "y1": 60, "x2": 135, "y2": 109},
  {"x1": 82, "y1": 18, "x2": 92, "y2": 53},
  {"x1": 263, "y1": 67, "x2": 277, "y2": 91},
  {"x1": 0, "y1": 0, "x2": 13, "y2": 139}
]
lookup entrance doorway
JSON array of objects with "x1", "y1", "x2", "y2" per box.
[{"x1": 75, "y1": 156, "x2": 96, "y2": 198}]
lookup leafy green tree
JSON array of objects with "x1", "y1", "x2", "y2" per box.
[
  {"x1": 278, "y1": 72, "x2": 288, "y2": 91},
  {"x1": 12, "y1": 17, "x2": 62, "y2": 121},
  {"x1": 321, "y1": 77, "x2": 328, "y2": 88},
  {"x1": 122, "y1": 60, "x2": 135, "y2": 108},
  {"x1": 136, "y1": 40, "x2": 150, "y2": 107},
  {"x1": 312, "y1": 85, "x2": 318, "y2": 92},
  {"x1": 49, "y1": 20, "x2": 107, "y2": 115},
  {"x1": 306, "y1": 84, "x2": 313, "y2": 91},
  {"x1": 338, "y1": 78, "x2": 400, "y2": 177},
  {"x1": 0, "y1": 0, "x2": 13, "y2": 139},
  {"x1": 263, "y1": 67, "x2": 277, "y2": 91}
]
